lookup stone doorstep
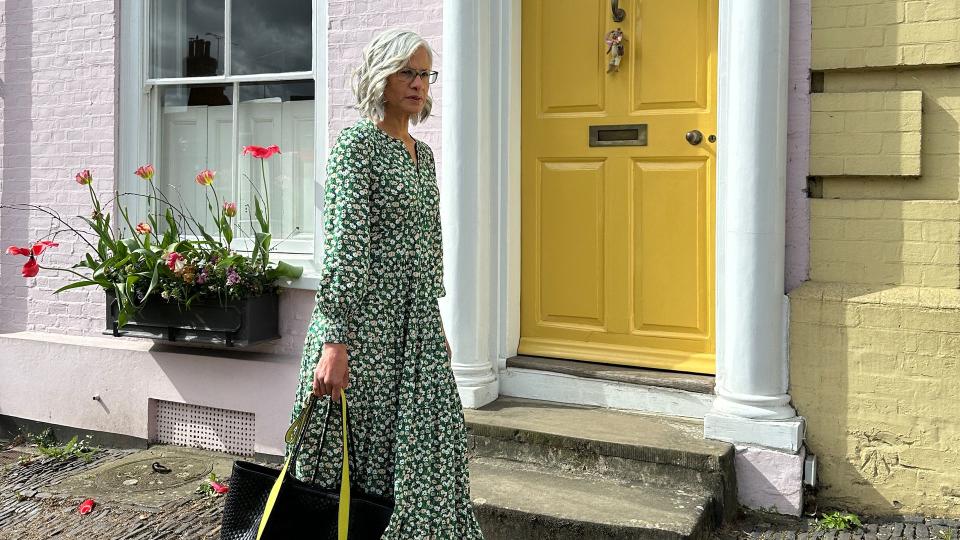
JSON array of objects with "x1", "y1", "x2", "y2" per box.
[
  {"x1": 500, "y1": 357, "x2": 716, "y2": 420},
  {"x1": 465, "y1": 397, "x2": 738, "y2": 537},
  {"x1": 506, "y1": 356, "x2": 716, "y2": 395},
  {"x1": 470, "y1": 457, "x2": 715, "y2": 540}
]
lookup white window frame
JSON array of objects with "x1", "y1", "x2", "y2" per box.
[{"x1": 118, "y1": 0, "x2": 327, "y2": 290}]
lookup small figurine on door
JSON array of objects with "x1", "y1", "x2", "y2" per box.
[{"x1": 605, "y1": 28, "x2": 625, "y2": 73}]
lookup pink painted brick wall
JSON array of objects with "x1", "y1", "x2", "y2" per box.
[
  {"x1": 786, "y1": 0, "x2": 812, "y2": 292},
  {"x1": 0, "y1": 1, "x2": 445, "y2": 353},
  {"x1": 327, "y1": 0, "x2": 443, "y2": 167},
  {"x1": 0, "y1": 0, "x2": 118, "y2": 336}
]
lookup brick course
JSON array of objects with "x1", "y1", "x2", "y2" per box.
[{"x1": 813, "y1": 0, "x2": 960, "y2": 70}]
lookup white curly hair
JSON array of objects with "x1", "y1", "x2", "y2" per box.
[{"x1": 352, "y1": 29, "x2": 435, "y2": 124}]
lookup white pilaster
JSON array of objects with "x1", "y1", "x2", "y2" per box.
[
  {"x1": 705, "y1": 0, "x2": 804, "y2": 452},
  {"x1": 440, "y1": 0, "x2": 503, "y2": 408}
]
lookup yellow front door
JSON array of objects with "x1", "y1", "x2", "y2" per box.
[{"x1": 520, "y1": 0, "x2": 718, "y2": 374}]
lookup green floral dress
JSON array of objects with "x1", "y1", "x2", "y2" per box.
[{"x1": 285, "y1": 118, "x2": 485, "y2": 539}]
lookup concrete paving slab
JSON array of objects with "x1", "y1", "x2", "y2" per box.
[
  {"x1": 471, "y1": 456, "x2": 713, "y2": 539},
  {"x1": 54, "y1": 445, "x2": 239, "y2": 508}
]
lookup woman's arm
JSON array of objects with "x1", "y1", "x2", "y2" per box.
[
  {"x1": 312, "y1": 129, "x2": 373, "y2": 399},
  {"x1": 314, "y1": 129, "x2": 373, "y2": 344}
]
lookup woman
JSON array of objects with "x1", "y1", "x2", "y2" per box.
[{"x1": 285, "y1": 29, "x2": 485, "y2": 539}]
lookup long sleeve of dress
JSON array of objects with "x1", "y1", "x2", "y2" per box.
[{"x1": 313, "y1": 128, "x2": 373, "y2": 344}]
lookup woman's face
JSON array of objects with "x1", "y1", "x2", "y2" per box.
[{"x1": 383, "y1": 46, "x2": 431, "y2": 119}]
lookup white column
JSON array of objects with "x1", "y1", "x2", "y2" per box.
[
  {"x1": 705, "y1": 0, "x2": 804, "y2": 452},
  {"x1": 440, "y1": 0, "x2": 499, "y2": 408}
]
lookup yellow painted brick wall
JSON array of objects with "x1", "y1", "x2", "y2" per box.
[
  {"x1": 813, "y1": 0, "x2": 960, "y2": 70},
  {"x1": 811, "y1": 91, "x2": 922, "y2": 176},
  {"x1": 790, "y1": 282, "x2": 960, "y2": 516},
  {"x1": 818, "y1": 70, "x2": 960, "y2": 200},
  {"x1": 811, "y1": 200, "x2": 960, "y2": 287}
]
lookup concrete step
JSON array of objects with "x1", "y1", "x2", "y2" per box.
[
  {"x1": 470, "y1": 456, "x2": 715, "y2": 540},
  {"x1": 464, "y1": 397, "x2": 737, "y2": 536}
]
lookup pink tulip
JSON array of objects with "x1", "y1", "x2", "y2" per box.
[
  {"x1": 134, "y1": 164, "x2": 155, "y2": 181},
  {"x1": 75, "y1": 170, "x2": 93, "y2": 185},
  {"x1": 135, "y1": 222, "x2": 151, "y2": 235},
  {"x1": 166, "y1": 251, "x2": 183, "y2": 271},
  {"x1": 195, "y1": 169, "x2": 215, "y2": 186},
  {"x1": 223, "y1": 202, "x2": 237, "y2": 218},
  {"x1": 210, "y1": 481, "x2": 229, "y2": 494}
]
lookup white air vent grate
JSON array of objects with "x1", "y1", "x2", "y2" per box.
[{"x1": 153, "y1": 400, "x2": 256, "y2": 456}]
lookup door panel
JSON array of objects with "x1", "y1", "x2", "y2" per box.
[
  {"x1": 539, "y1": 0, "x2": 606, "y2": 114},
  {"x1": 632, "y1": 0, "x2": 711, "y2": 111},
  {"x1": 632, "y1": 159, "x2": 708, "y2": 335},
  {"x1": 520, "y1": 0, "x2": 718, "y2": 374},
  {"x1": 537, "y1": 160, "x2": 606, "y2": 329}
]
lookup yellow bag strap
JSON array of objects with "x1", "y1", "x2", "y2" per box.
[{"x1": 257, "y1": 390, "x2": 351, "y2": 540}]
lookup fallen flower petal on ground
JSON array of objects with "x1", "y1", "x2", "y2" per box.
[{"x1": 77, "y1": 498, "x2": 95, "y2": 515}]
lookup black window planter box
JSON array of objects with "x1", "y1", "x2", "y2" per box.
[{"x1": 104, "y1": 290, "x2": 280, "y2": 347}]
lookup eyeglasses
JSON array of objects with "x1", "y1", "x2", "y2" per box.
[{"x1": 397, "y1": 68, "x2": 439, "y2": 84}]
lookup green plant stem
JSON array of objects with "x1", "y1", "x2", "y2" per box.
[
  {"x1": 0, "y1": 203, "x2": 100, "y2": 253},
  {"x1": 259, "y1": 158, "x2": 270, "y2": 233},
  {"x1": 37, "y1": 264, "x2": 95, "y2": 282}
]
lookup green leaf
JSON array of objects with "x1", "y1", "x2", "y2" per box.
[
  {"x1": 143, "y1": 262, "x2": 161, "y2": 299},
  {"x1": 53, "y1": 281, "x2": 101, "y2": 295},
  {"x1": 254, "y1": 198, "x2": 268, "y2": 232},
  {"x1": 272, "y1": 260, "x2": 303, "y2": 280},
  {"x1": 63, "y1": 436, "x2": 78, "y2": 454},
  {"x1": 221, "y1": 216, "x2": 233, "y2": 244},
  {"x1": 164, "y1": 208, "x2": 180, "y2": 237},
  {"x1": 196, "y1": 224, "x2": 219, "y2": 247},
  {"x1": 86, "y1": 253, "x2": 98, "y2": 270}
]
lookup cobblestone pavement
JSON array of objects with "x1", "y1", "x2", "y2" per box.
[
  {"x1": 0, "y1": 444, "x2": 230, "y2": 540},
  {"x1": 715, "y1": 509, "x2": 960, "y2": 539},
  {"x1": 3, "y1": 441, "x2": 958, "y2": 539}
]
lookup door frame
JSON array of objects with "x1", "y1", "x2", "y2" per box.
[{"x1": 442, "y1": 0, "x2": 800, "y2": 449}]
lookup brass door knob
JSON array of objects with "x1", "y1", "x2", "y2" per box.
[{"x1": 685, "y1": 130, "x2": 704, "y2": 145}]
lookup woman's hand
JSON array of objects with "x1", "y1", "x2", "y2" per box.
[
  {"x1": 314, "y1": 342, "x2": 350, "y2": 401},
  {"x1": 445, "y1": 336, "x2": 452, "y2": 361}
]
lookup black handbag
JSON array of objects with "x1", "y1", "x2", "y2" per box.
[{"x1": 219, "y1": 390, "x2": 394, "y2": 540}]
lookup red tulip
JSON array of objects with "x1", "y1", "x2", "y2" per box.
[
  {"x1": 242, "y1": 145, "x2": 281, "y2": 159},
  {"x1": 75, "y1": 170, "x2": 93, "y2": 185},
  {"x1": 134, "y1": 164, "x2": 155, "y2": 181},
  {"x1": 6, "y1": 241, "x2": 58, "y2": 278},
  {"x1": 195, "y1": 169, "x2": 215, "y2": 186}
]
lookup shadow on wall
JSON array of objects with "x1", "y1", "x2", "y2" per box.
[
  {"x1": 791, "y1": 91, "x2": 960, "y2": 517},
  {"x1": 0, "y1": 0, "x2": 33, "y2": 333}
]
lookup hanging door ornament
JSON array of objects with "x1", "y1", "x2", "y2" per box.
[{"x1": 605, "y1": 28, "x2": 625, "y2": 73}]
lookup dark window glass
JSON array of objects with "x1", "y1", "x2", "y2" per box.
[
  {"x1": 231, "y1": 0, "x2": 312, "y2": 75},
  {"x1": 151, "y1": 0, "x2": 226, "y2": 78}
]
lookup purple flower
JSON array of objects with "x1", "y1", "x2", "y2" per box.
[
  {"x1": 226, "y1": 266, "x2": 239, "y2": 286},
  {"x1": 196, "y1": 269, "x2": 208, "y2": 285}
]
